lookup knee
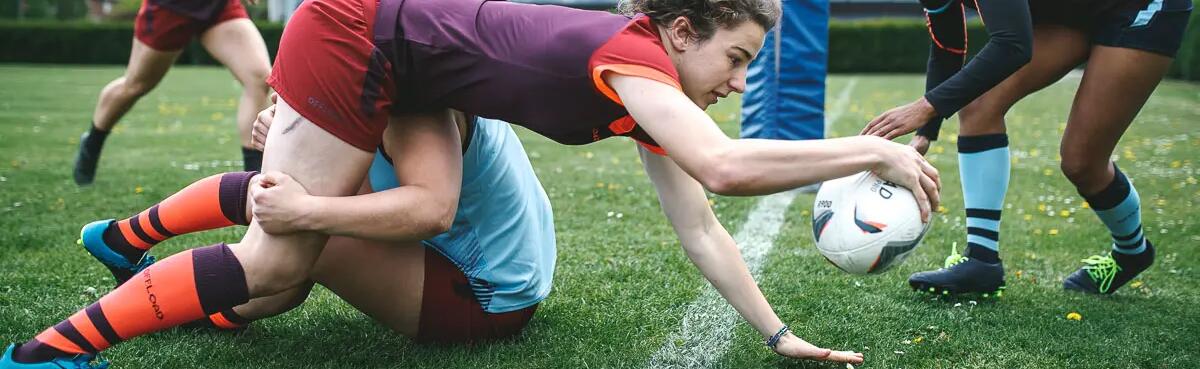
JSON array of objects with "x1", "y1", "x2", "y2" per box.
[
  {"x1": 1059, "y1": 153, "x2": 1106, "y2": 186},
  {"x1": 958, "y1": 99, "x2": 1004, "y2": 129},
  {"x1": 122, "y1": 78, "x2": 158, "y2": 98},
  {"x1": 240, "y1": 67, "x2": 271, "y2": 92}
]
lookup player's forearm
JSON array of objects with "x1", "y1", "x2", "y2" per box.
[
  {"x1": 677, "y1": 219, "x2": 786, "y2": 339},
  {"x1": 301, "y1": 186, "x2": 455, "y2": 242},
  {"x1": 707, "y1": 135, "x2": 887, "y2": 196}
]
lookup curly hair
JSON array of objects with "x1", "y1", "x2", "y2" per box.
[{"x1": 618, "y1": 0, "x2": 781, "y2": 41}]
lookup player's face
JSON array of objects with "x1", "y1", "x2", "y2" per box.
[{"x1": 666, "y1": 19, "x2": 766, "y2": 109}]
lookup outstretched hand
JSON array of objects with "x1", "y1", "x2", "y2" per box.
[
  {"x1": 772, "y1": 333, "x2": 865, "y2": 365},
  {"x1": 861, "y1": 98, "x2": 938, "y2": 140}
]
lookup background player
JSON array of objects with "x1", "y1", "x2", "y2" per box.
[
  {"x1": 861, "y1": 0, "x2": 1192, "y2": 295},
  {"x1": 73, "y1": 0, "x2": 272, "y2": 185}
]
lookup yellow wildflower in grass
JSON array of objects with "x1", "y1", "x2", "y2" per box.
[
  {"x1": 1038, "y1": 203, "x2": 1047, "y2": 212},
  {"x1": 1043, "y1": 168, "x2": 1054, "y2": 176},
  {"x1": 135, "y1": 186, "x2": 144, "y2": 194},
  {"x1": 1048, "y1": 229, "x2": 1059, "y2": 236},
  {"x1": 1066, "y1": 312, "x2": 1082, "y2": 321},
  {"x1": 1082, "y1": 201, "x2": 1090, "y2": 209},
  {"x1": 1060, "y1": 210, "x2": 1071, "y2": 217}
]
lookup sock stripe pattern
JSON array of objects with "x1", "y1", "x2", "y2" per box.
[
  {"x1": 1083, "y1": 165, "x2": 1146, "y2": 254},
  {"x1": 103, "y1": 172, "x2": 257, "y2": 258},
  {"x1": 959, "y1": 134, "x2": 1010, "y2": 255},
  {"x1": 84, "y1": 304, "x2": 122, "y2": 346},
  {"x1": 50, "y1": 320, "x2": 96, "y2": 354},
  {"x1": 146, "y1": 205, "x2": 178, "y2": 238},
  {"x1": 24, "y1": 243, "x2": 250, "y2": 359}
]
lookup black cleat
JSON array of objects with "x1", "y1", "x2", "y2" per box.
[
  {"x1": 909, "y1": 253, "x2": 1006, "y2": 297},
  {"x1": 1063, "y1": 242, "x2": 1154, "y2": 295},
  {"x1": 73, "y1": 131, "x2": 104, "y2": 185}
]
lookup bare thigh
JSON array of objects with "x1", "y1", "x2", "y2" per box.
[
  {"x1": 958, "y1": 25, "x2": 1091, "y2": 135},
  {"x1": 1060, "y1": 45, "x2": 1174, "y2": 194},
  {"x1": 200, "y1": 18, "x2": 272, "y2": 146},
  {"x1": 230, "y1": 97, "x2": 374, "y2": 297},
  {"x1": 310, "y1": 236, "x2": 426, "y2": 337},
  {"x1": 124, "y1": 38, "x2": 182, "y2": 92},
  {"x1": 200, "y1": 18, "x2": 271, "y2": 85}
]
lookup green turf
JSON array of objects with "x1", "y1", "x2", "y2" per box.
[{"x1": 1, "y1": 66, "x2": 1198, "y2": 368}]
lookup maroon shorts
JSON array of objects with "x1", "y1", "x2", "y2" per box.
[
  {"x1": 416, "y1": 248, "x2": 538, "y2": 344},
  {"x1": 134, "y1": 0, "x2": 248, "y2": 51},
  {"x1": 266, "y1": 0, "x2": 394, "y2": 152}
]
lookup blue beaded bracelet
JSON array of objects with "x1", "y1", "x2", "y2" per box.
[{"x1": 766, "y1": 325, "x2": 789, "y2": 350}]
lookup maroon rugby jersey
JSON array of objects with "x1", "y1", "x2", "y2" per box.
[{"x1": 376, "y1": 0, "x2": 683, "y2": 154}]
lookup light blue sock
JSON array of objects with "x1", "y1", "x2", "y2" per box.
[
  {"x1": 1083, "y1": 166, "x2": 1146, "y2": 255},
  {"x1": 958, "y1": 134, "x2": 1010, "y2": 262}
]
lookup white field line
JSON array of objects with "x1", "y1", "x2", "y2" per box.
[
  {"x1": 644, "y1": 80, "x2": 858, "y2": 369},
  {"x1": 825, "y1": 77, "x2": 859, "y2": 133}
]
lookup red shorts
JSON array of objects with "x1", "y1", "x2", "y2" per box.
[
  {"x1": 134, "y1": 0, "x2": 248, "y2": 51},
  {"x1": 417, "y1": 248, "x2": 538, "y2": 344},
  {"x1": 266, "y1": 0, "x2": 394, "y2": 152}
]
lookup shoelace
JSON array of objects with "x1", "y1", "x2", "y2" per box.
[
  {"x1": 943, "y1": 243, "x2": 967, "y2": 269},
  {"x1": 1081, "y1": 254, "x2": 1122, "y2": 293}
]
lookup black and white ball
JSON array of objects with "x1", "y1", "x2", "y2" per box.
[{"x1": 812, "y1": 172, "x2": 930, "y2": 274}]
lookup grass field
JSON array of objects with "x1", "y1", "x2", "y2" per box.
[{"x1": 1, "y1": 65, "x2": 1198, "y2": 369}]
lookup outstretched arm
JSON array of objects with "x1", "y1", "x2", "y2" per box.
[
  {"x1": 863, "y1": 0, "x2": 1033, "y2": 142},
  {"x1": 610, "y1": 73, "x2": 940, "y2": 221},
  {"x1": 638, "y1": 146, "x2": 864, "y2": 365}
]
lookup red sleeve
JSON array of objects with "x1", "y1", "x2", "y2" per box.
[{"x1": 588, "y1": 15, "x2": 680, "y2": 156}]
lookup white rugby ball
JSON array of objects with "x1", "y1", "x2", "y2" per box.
[{"x1": 811, "y1": 172, "x2": 930, "y2": 274}]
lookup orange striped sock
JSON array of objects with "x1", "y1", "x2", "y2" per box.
[
  {"x1": 102, "y1": 171, "x2": 256, "y2": 263},
  {"x1": 15, "y1": 244, "x2": 249, "y2": 362}
]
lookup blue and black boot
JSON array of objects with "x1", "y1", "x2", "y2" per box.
[
  {"x1": 1063, "y1": 241, "x2": 1155, "y2": 295},
  {"x1": 79, "y1": 219, "x2": 155, "y2": 286},
  {"x1": 909, "y1": 246, "x2": 1006, "y2": 297}
]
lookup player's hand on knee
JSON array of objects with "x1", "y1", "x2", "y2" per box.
[
  {"x1": 861, "y1": 98, "x2": 938, "y2": 140},
  {"x1": 772, "y1": 334, "x2": 864, "y2": 365},
  {"x1": 252, "y1": 104, "x2": 276, "y2": 151},
  {"x1": 251, "y1": 171, "x2": 314, "y2": 234}
]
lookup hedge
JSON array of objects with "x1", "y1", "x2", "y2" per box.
[{"x1": 1, "y1": 16, "x2": 1197, "y2": 81}]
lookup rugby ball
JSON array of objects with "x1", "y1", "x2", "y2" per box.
[{"x1": 812, "y1": 172, "x2": 930, "y2": 274}]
